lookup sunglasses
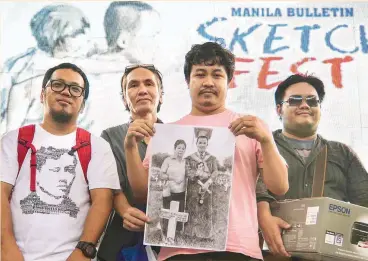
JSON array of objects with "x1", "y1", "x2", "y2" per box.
[
  {"x1": 123, "y1": 64, "x2": 163, "y2": 84},
  {"x1": 281, "y1": 95, "x2": 320, "y2": 107}
]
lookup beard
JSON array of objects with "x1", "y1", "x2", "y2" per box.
[
  {"x1": 50, "y1": 108, "x2": 73, "y2": 124},
  {"x1": 286, "y1": 122, "x2": 317, "y2": 138},
  {"x1": 202, "y1": 101, "x2": 214, "y2": 107}
]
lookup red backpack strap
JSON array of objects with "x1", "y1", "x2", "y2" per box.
[
  {"x1": 69, "y1": 128, "x2": 91, "y2": 184},
  {"x1": 17, "y1": 124, "x2": 37, "y2": 191}
]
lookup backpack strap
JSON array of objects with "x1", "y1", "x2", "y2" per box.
[
  {"x1": 17, "y1": 124, "x2": 37, "y2": 191},
  {"x1": 311, "y1": 145, "x2": 328, "y2": 197},
  {"x1": 69, "y1": 128, "x2": 91, "y2": 184}
]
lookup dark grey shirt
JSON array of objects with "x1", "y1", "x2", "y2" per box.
[
  {"x1": 256, "y1": 130, "x2": 368, "y2": 207},
  {"x1": 101, "y1": 123, "x2": 148, "y2": 203},
  {"x1": 97, "y1": 123, "x2": 149, "y2": 261},
  {"x1": 282, "y1": 134, "x2": 315, "y2": 160}
]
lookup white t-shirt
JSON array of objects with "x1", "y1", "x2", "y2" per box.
[{"x1": 0, "y1": 125, "x2": 120, "y2": 261}]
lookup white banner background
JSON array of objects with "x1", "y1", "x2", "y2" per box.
[{"x1": 1, "y1": 1, "x2": 367, "y2": 167}]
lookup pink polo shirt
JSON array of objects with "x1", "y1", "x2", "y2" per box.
[{"x1": 143, "y1": 109, "x2": 264, "y2": 260}]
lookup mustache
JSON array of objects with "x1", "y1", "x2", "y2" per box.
[
  {"x1": 296, "y1": 110, "x2": 313, "y2": 115},
  {"x1": 199, "y1": 88, "x2": 217, "y2": 95}
]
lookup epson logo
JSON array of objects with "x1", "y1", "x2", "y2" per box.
[{"x1": 328, "y1": 204, "x2": 351, "y2": 215}]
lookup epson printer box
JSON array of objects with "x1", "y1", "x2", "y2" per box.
[{"x1": 269, "y1": 198, "x2": 368, "y2": 261}]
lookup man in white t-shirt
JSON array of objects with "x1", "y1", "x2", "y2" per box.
[{"x1": 0, "y1": 63, "x2": 120, "y2": 261}]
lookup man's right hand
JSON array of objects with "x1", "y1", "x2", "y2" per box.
[
  {"x1": 260, "y1": 214, "x2": 291, "y2": 257},
  {"x1": 124, "y1": 119, "x2": 155, "y2": 149},
  {"x1": 122, "y1": 206, "x2": 150, "y2": 232},
  {"x1": 1, "y1": 244, "x2": 25, "y2": 261}
]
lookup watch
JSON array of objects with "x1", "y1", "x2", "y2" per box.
[{"x1": 76, "y1": 241, "x2": 97, "y2": 259}]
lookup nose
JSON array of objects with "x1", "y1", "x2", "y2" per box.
[
  {"x1": 202, "y1": 76, "x2": 215, "y2": 87},
  {"x1": 60, "y1": 86, "x2": 72, "y2": 97},
  {"x1": 137, "y1": 83, "x2": 149, "y2": 96},
  {"x1": 298, "y1": 98, "x2": 310, "y2": 109}
]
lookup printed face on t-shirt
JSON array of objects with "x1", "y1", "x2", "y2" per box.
[{"x1": 37, "y1": 153, "x2": 77, "y2": 200}]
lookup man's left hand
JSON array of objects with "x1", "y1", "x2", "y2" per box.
[
  {"x1": 66, "y1": 249, "x2": 90, "y2": 261},
  {"x1": 229, "y1": 115, "x2": 272, "y2": 144}
]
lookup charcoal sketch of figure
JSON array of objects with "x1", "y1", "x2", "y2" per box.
[
  {"x1": 159, "y1": 139, "x2": 187, "y2": 244},
  {"x1": 102, "y1": 1, "x2": 161, "y2": 64},
  {"x1": 3, "y1": 4, "x2": 94, "y2": 134},
  {"x1": 184, "y1": 128, "x2": 218, "y2": 240},
  {"x1": 80, "y1": 1, "x2": 163, "y2": 133},
  {"x1": 20, "y1": 146, "x2": 79, "y2": 218}
]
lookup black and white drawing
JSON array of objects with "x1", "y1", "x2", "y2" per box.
[
  {"x1": 1, "y1": 1, "x2": 367, "y2": 167},
  {"x1": 3, "y1": 4, "x2": 94, "y2": 133},
  {"x1": 1, "y1": 1, "x2": 162, "y2": 135},
  {"x1": 20, "y1": 146, "x2": 79, "y2": 218},
  {"x1": 144, "y1": 124, "x2": 235, "y2": 251}
]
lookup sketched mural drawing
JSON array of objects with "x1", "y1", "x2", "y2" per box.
[
  {"x1": 1, "y1": 1, "x2": 164, "y2": 136},
  {"x1": 0, "y1": 1, "x2": 367, "y2": 167},
  {"x1": 144, "y1": 124, "x2": 235, "y2": 250},
  {"x1": 20, "y1": 146, "x2": 79, "y2": 218},
  {"x1": 3, "y1": 4, "x2": 95, "y2": 133}
]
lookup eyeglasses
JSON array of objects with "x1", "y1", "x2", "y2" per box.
[
  {"x1": 281, "y1": 95, "x2": 320, "y2": 107},
  {"x1": 123, "y1": 64, "x2": 163, "y2": 85},
  {"x1": 47, "y1": 80, "x2": 85, "y2": 97}
]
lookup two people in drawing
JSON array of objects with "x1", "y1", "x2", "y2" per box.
[
  {"x1": 159, "y1": 128, "x2": 217, "y2": 243},
  {"x1": 2, "y1": 1, "x2": 162, "y2": 134}
]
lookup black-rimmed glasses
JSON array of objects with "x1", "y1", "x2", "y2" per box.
[
  {"x1": 281, "y1": 95, "x2": 320, "y2": 107},
  {"x1": 47, "y1": 80, "x2": 85, "y2": 98}
]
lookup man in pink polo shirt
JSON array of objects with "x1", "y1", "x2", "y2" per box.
[{"x1": 124, "y1": 42, "x2": 289, "y2": 261}]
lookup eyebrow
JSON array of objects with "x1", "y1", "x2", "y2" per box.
[
  {"x1": 128, "y1": 78, "x2": 156, "y2": 84},
  {"x1": 51, "y1": 78, "x2": 84, "y2": 88},
  {"x1": 290, "y1": 95, "x2": 317, "y2": 97},
  {"x1": 212, "y1": 69, "x2": 225, "y2": 74},
  {"x1": 194, "y1": 68, "x2": 207, "y2": 73},
  {"x1": 194, "y1": 68, "x2": 225, "y2": 74}
]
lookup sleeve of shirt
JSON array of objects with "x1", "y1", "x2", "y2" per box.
[
  {"x1": 346, "y1": 148, "x2": 368, "y2": 207},
  {"x1": 255, "y1": 140, "x2": 288, "y2": 170},
  {"x1": 256, "y1": 174, "x2": 277, "y2": 203},
  {"x1": 254, "y1": 137, "x2": 288, "y2": 203},
  {"x1": 0, "y1": 130, "x2": 19, "y2": 186},
  {"x1": 100, "y1": 130, "x2": 126, "y2": 191},
  {"x1": 87, "y1": 136, "x2": 120, "y2": 190}
]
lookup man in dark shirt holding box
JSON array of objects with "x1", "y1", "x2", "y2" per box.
[{"x1": 256, "y1": 74, "x2": 368, "y2": 260}]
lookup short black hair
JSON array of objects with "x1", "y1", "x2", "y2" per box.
[
  {"x1": 121, "y1": 66, "x2": 163, "y2": 113},
  {"x1": 174, "y1": 139, "x2": 186, "y2": 149},
  {"x1": 42, "y1": 63, "x2": 90, "y2": 100},
  {"x1": 196, "y1": 136, "x2": 209, "y2": 144},
  {"x1": 104, "y1": 1, "x2": 154, "y2": 49},
  {"x1": 184, "y1": 41, "x2": 235, "y2": 83},
  {"x1": 275, "y1": 74, "x2": 326, "y2": 105}
]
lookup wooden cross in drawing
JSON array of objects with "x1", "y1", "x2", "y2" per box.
[{"x1": 160, "y1": 201, "x2": 188, "y2": 242}]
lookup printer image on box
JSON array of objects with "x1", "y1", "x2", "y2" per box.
[
  {"x1": 351, "y1": 222, "x2": 368, "y2": 247},
  {"x1": 268, "y1": 197, "x2": 368, "y2": 261}
]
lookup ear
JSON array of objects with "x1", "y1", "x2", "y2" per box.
[
  {"x1": 122, "y1": 92, "x2": 128, "y2": 109},
  {"x1": 79, "y1": 101, "x2": 85, "y2": 114},
  {"x1": 276, "y1": 104, "x2": 283, "y2": 119},
  {"x1": 159, "y1": 89, "x2": 163, "y2": 105},
  {"x1": 40, "y1": 89, "x2": 45, "y2": 104}
]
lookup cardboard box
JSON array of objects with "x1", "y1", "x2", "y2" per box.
[{"x1": 269, "y1": 197, "x2": 368, "y2": 261}]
